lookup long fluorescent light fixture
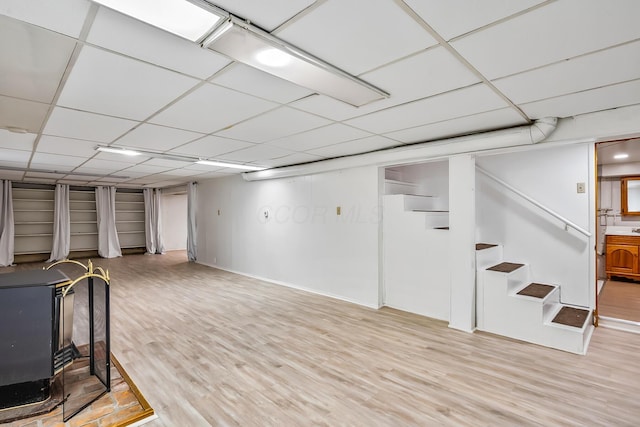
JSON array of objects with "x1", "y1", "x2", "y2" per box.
[
  {"x1": 96, "y1": 146, "x2": 142, "y2": 156},
  {"x1": 95, "y1": 146, "x2": 266, "y2": 171},
  {"x1": 91, "y1": 0, "x2": 222, "y2": 42},
  {"x1": 201, "y1": 16, "x2": 389, "y2": 107},
  {"x1": 196, "y1": 160, "x2": 265, "y2": 171}
]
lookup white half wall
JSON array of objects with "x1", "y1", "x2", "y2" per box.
[
  {"x1": 476, "y1": 143, "x2": 594, "y2": 307},
  {"x1": 196, "y1": 166, "x2": 380, "y2": 308},
  {"x1": 161, "y1": 193, "x2": 187, "y2": 250}
]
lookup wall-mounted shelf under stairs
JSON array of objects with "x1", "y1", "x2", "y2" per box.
[{"x1": 476, "y1": 244, "x2": 593, "y2": 354}]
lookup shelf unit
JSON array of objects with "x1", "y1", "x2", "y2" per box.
[
  {"x1": 70, "y1": 189, "x2": 98, "y2": 253},
  {"x1": 12, "y1": 188, "x2": 54, "y2": 255},
  {"x1": 11, "y1": 185, "x2": 146, "y2": 259},
  {"x1": 115, "y1": 191, "x2": 145, "y2": 249}
]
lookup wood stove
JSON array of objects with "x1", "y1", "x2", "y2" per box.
[{"x1": 0, "y1": 261, "x2": 111, "y2": 423}]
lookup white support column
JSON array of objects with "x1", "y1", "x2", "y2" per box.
[{"x1": 448, "y1": 154, "x2": 476, "y2": 332}]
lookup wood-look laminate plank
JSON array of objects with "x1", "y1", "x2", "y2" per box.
[
  {"x1": 599, "y1": 279, "x2": 640, "y2": 322},
  {"x1": 3, "y1": 252, "x2": 640, "y2": 426}
]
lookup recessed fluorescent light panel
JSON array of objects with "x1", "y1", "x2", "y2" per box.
[
  {"x1": 201, "y1": 17, "x2": 389, "y2": 107},
  {"x1": 96, "y1": 146, "x2": 142, "y2": 156},
  {"x1": 196, "y1": 160, "x2": 265, "y2": 171},
  {"x1": 614, "y1": 153, "x2": 629, "y2": 159},
  {"x1": 92, "y1": 0, "x2": 222, "y2": 41}
]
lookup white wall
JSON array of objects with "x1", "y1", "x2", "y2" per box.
[
  {"x1": 476, "y1": 143, "x2": 593, "y2": 307},
  {"x1": 382, "y1": 195, "x2": 450, "y2": 321},
  {"x1": 161, "y1": 193, "x2": 187, "y2": 250},
  {"x1": 196, "y1": 166, "x2": 380, "y2": 308}
]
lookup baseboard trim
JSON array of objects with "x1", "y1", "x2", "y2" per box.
[
  {"x1": 197, "y1": 261, "x2": 380, "y2": 310},
  {"x1": 599, "y1": 316, "x2": 640, "y2": 334}
]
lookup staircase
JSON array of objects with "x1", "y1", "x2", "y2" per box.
[{"x1": 476, "y1": 243, "x2": 594, "y2": 354}]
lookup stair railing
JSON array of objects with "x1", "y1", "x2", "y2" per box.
[{"x1": 476, "y1": 166, "x2": 591, "y2": 238}]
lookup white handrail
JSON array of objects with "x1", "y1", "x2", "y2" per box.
[{"x1": 477, "y1": 166, "x2": 592, "y2": 238}]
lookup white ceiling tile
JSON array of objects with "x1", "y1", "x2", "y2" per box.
[
  {"x1": 169, "y1": 135, "x2": 255, "y2": 157},
  {"x1": 0, "y1": 95, "x2": 50, "y2": 133},
  {"x1": 69, "y1": 168, "x2": 114, "y2": 177},
  {"x1": 58, "y1": 46, "x2": 199, "y2": 120},
  {"x1": 0, "y1": 16, "x2": 77, "y2": 103},
  {"x1": 142, "y1": 158, "x2": 193, "y2": 168},
  {"x1": 494, "y1": 41, "x2": 640, "y2": 104},
  {"x1": 346, "y1": 84, "x2": 508, "y2": 134},
  {"x1": 255, "y1": 152, "x2": 324, "y2": 168},
  {"x1": 0, "y1": 170, "x2": 25, "y2": 180},
  {"x1": 23, "y1": 177, "x2": 57, "y2": 184},
  {"x1": 385, "y1": 108, "x2": 528, "y2": 144},
  {"x1": 308, "y1": 135, "x2": 399, "y2": 158},
  {"x1": 94, "y1": 176, "x2": 130, "y2": 183},
  {"x1": 210, "y1": 64, "x2": 312, "y2": 104},
  {"x1": 0, "y1": 130, "x2": 36, "y2": 151},
  {"x1": 212, "y1": 0, "x2": 316, "y2": 31},
  {"x1": 218, "y1": 144, "x2": 294, "y2": 163},
  {"x1": 520, "y1": 79, "x2": 640, "y2": 120},
  {"x1": 78, "y1": 159, "x2": 132, "y2": 173},
  {"x1": 278, "y1": 0, "x2": 437, "y2": 75},
  {"x1": 0, "y1": 0, "x2": 91, "y2": 38},
  {"x1": 57, "y1": 178, "x2": 92, "y2": 185},
  {"x1": 43, "y1": 107, "x2": 137, "y2": 142},
  {"x1": 182, "y1": 163, "x2": 223, "y2": 172},
  {"x1": 31, "y1": 152, "x2": 87, "y2": 167},
  {"x1": 36, "y1": 135, "x2": 96, "y2": 157},
  {"x1": 192, "y1": 171, "x2": 234, "y2": 179},
  {"x1": 0, "y1": 149, "x2": 31, "y2": 164},
  {"x1": 120, "y1": 164, "x2": 174, "y2": 174},
  {"x1": 25, "y1": 171, "x2": 67, "y2": 179},
  {"x1": 160, "y1": 168, "x2": 203, "y2": 177},
  {"x1": 143, "y1": 178, "x2": 192, "y2": 188},
  {"x1": 217, "y1": 107, "x2": 331, "y2": 143},
  {"x1": 352, "y1": 47, "x2": 481, "y2": 114},
  {"x1": 87, "y1": 7, "x2": 230, "y2": 79},
  {"x1": 114, "y1": 123, "x2": 204, "y2": 152},
  {"x1": 126, "y1": 176, "x2": 171, "y2": 185},
  {"x1": 150, "y1": 83, "x2": 277, "y2": 133},
  {"x1": 289, "y1": 95, "x2": 363, "y2": 121},
  {"x1": 405, "y1": 0, "x2": 545, "y2": 41},
  {"x1": 269, "y1": 124, "x2": 371, "y2": 151},
  {"x1": 452, "y1": 0, "x2": 640, "y2": 79}
]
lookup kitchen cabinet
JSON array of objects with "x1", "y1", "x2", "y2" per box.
[{"x1": 606, "y1": 234, "x2": 640, "y2": 281}]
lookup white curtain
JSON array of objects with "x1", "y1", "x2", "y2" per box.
[
  {"x1": 48, "y1": 184, "x2": 70, "y2": 262},
  {"x1": 0, "y1": 180, "x2": 14, "y2": 267},
  {"x1": 187, "y1": 182, "x2": 197, "y2": 262},
  {"x1": 143, "y1": 188, "x2": 165, "y2": 254},
  {"x1": 95, "y1": 186, "x2": 122, "y2": 258}
]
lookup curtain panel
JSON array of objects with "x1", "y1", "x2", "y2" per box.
[
  {"x1": 187, "y1": 182, "x2": 197, "y2": 262},
  {"x1": 95, "y1": 186, "x2": 122, "y2": 258},
  {"x1": 143, "y1": 188, "x2": 165, "y2": 254},
  {"x1": 0, "y1": 180, "x2": 14, "y2": 267},
  {"x1": 48, "y1": 184, "x2": 70, "y2": 262}
]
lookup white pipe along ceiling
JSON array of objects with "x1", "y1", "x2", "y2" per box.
[{"x1": 243, "y1": 117, "x2": 558, "y2": 181}]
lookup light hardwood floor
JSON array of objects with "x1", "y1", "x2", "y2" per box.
[
  {"x1": 4, "y1": 252, "x2": 640, "y2": 426},
  {"x1": 599, "y1": 279, "x2": 640, "y2": 322}
]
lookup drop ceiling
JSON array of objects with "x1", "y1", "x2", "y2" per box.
[{"x1": 0, "y1": 0, "x2": 639, "y2": 188}]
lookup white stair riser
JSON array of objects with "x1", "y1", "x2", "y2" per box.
[{"x1": 479, "y1": 265, "x2": 589, "y2": 354}]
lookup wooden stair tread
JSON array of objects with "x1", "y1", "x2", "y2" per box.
[
  {"x1": 552, "y1": 307, "x2": 590, "y2": 328},
  {"x1": 517, "y1": 283, "x2": 555, "y2": 299},
  {"x1": 487, "y1": 262, "x2": 524, "y2": 273},
  {"x1": 476, "y1": 243, "x2": 498, "y2": 250}
]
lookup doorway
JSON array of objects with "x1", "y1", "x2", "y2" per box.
[{"x1": 596, "y1": 139, "x2": 640, "y2": 327}]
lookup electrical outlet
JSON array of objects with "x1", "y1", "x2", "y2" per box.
[{"x1": 577, "y1": 182, "x2": 586, "y2": 193}]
